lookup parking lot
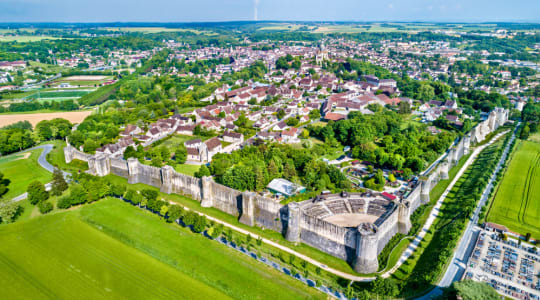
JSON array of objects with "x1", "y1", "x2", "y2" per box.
[{"x1": 464, "y1": 230, "x2": 540, "y2": 299}]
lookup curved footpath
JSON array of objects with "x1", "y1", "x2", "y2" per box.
[
  {"x1": 419, "y1": 125, "x2": 519, "y2": 300},
  {"x1": 10, "y1": 144, "x2": 69, "y2": 202}
]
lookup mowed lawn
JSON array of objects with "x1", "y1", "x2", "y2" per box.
[
  {"x1": 488, "y1": 140, "x2": 540, "y2": 239},
  {"x1": 0, "y1": 198, "x2": 324, "y2": 300},
  {"x1": 0, "y1": 149, "x2": 51, "y2": 200}
]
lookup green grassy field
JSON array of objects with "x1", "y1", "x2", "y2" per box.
[
  {"x1": 25, "y1": 90, "x2": 92, "y2": 100},
  {"x1": 174, "y1": 163, "x2": 200, "y2": 176},
  {"x1": 529, "y1": 132, "x2": 540, "y2": 143},
  {"x1": 487, "y1": 140, "x2": 540, "y2": 239},
  {"x1": 0, "y1": 149, "x2": 52, "y2": 201},
  {"x1": 0, "y1": 35, "x2": 63, "y2": 42},
  {"x1": 0, "y1": 198, "x2": 324, "y2": 299},
  {"x1": 103, "y1": 174, "x2": 356, "y2": 277}
]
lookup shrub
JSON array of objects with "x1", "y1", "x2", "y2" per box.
[
  {"x1": 57, "y1": 195, "x2": 72, "y2": 209},
  {"x1": 27, "y1": 181, "x2": 49, "y2": 205},
  {"x1": 38, "y1": 201, "x2": 53, "y2": 214}
]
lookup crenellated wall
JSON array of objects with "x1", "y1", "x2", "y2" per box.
[{"x1": 61, "y1": 108, "x2": 509, "y2": 275}]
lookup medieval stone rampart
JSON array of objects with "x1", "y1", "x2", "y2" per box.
[{"x1": 61, "y1": 108, "x2": 508, "y2": 275}]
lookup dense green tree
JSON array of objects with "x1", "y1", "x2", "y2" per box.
[
  {"x1": 167, "y1": 205, "x2": 183, "y2": 223},
  {"x1": 520, "y1": 124, "x2": 530, "y2": 140},
  {"x1": 174, "y1": 145, "x2": 187, "y2": 164},
  {"x1": 193, "y1": 214, "x2": 207, "y2": 233},
  {"x1": 308, "y1": 109, "x2": 321, "y2": 120},
  {"x1": 38, "y1": 201, "x2": 53, "y2": 214},
  {"x1": 417, "y1": 84, "x2": 435, "y2": 101},
  {"x1": 51, "y1": 168, "x2": 68, "y2": 196},
  {"x1": 398, "y1": 101, "x2": 411, "y2": 114},
  {"x1": 27, "y1": 180, "x2": 48, "y2": 205},
  {"x1": 110, "y1": 184, "x2": 126, "y2": 198},
  {"x1": 0, "y1": 171, "x2": 10, "y2": 198},
  {"x1": 194, "y1": 165, "x2": 211, "y2": 178},
  {"x1": 0, "y1": 201, "x2": 20, "y2": 223},
  {"x1": 141, "y1": 189, "x2": 158, "y2": 202},
  {"x1": 123, "y1": 146, "x2": 138, "y2": 160},
  {"x1": 443, "y1": 280, "x2": 499, "y2": 300}
]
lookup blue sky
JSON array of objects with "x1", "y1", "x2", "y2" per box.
[{"x1": 0, "y1": 0, "x2": 538, "y2": 23}]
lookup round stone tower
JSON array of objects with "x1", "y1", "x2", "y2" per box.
[
  {"x1": 397, "y1": 201, "x2": 412, "y2": 234},
  {"x1": 354, "y1": 223, "x2": 379, "y2": 273}
]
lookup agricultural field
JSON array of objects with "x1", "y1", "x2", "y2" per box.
[
  {"x1": 0, "y1": 198, "x2": 324, "y2": 299},
  {"x1": 0, "y1": 110, "x2": 93, "y2": 127},
  {"x1": 0, "y1": 35, "x2": 63, "y2": 42},
  {"x1": 101, "y1": 27, "x2": 210, "y2": 34},
  {"x1": 487, "y1": 140, "x2": 540, "y2": 239},
  {"x1": 0, "y1": 149, "x2": 51, "y2": 201}
]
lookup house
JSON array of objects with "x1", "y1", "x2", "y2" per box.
[
  {"x1": 120, "y1": 124, "x2": 142, "y2": 137},
  {"x1": 203, "y1": 137, "x2": 222, "y2": 162},
  {"x1": 176, "y1": 125, "x2": 196, "y2": 135},
  {"x1": 379, "y1": 79, "x2": 397, "y2": 88},
  {"x1": 273, "y1": 121, "x2": 288, "y2": 131},
  {"x1": 222, "y1": 131, "x2": 244, "y2": 143},
  {"x1": 186, "y1": 147, "x2": 201, "y2": 161},
  {"x1": 323, "y1": 112, "x2": 346, "y2": 121},
  {"x1": 364, "y1": 75, "x2": 380, "y2": 86},
  {"x1": 95, "y1": 136, "x2": 135, "y2": 157},
  {"x1": 184, "y1": 139, "x2": 202, "y2": 149},
  {"x1": 443, "y1": 100, "x2": 457, "y2": 109},
  {"x1": 281, "y1": 127, "x2": 299, "y2": 143}
]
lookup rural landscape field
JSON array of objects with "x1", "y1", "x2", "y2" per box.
[
  {"x1": 488, "y1": 140, "x2": 540, "y2": 239},
  {"x1": 0, "y1": 198, "x2": 324, "y2": 300}
]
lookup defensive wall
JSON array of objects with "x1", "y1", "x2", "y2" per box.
[{"x1": 63, "y1": 108, "x2": 508, "y2": 274}]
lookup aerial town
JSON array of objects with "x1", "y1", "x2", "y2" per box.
[{"x1": 0, "y1": 3, "x2": 539, "y2": 300}]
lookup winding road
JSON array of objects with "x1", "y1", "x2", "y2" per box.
[{"x1": 10, "y1": 144, "x2": 69, "y2": 202}]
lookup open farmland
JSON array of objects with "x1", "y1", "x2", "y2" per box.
[
  {"x1": 0, "y1": 198, "x2": 324, "y2": 300},
  {"x1": 0, "y1": 149, "x2": 51, "y2": 201},
  {"x1": 487, "y1": 140, "x2": 540, "y2": 239},
  {"x1": 0, "y1": 110, "x2": 93, "y2": 127},
  {"x1": 0, "y1": 35, "x2": 63, "y2": 42}
]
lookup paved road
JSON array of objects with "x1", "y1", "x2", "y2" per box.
[
  {"x1": 418, "y1": 126, "x2": 518, "y2": 299},
  {"x1": 10, "y1": 144, "x2": 69, "y2": 202}
]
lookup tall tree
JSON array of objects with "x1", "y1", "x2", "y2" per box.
[{"x1": 51, "y1": 168, "x2": 68, "y2": 196}]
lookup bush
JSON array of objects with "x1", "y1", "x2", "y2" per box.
[
  {"x1": 57, "y1": 195, "x2": 72, "y2": 209},
  {"x1": 38, "y1": 201, "x2": 53, "y2": 214},
  {"x1": 193, "y1": 215, "x2": 207, "y2": 233},
  {"x1": 27, "y1": 181, "x2": 49, "y2": 205},
  {"x1": 141, "y1": 189, "x2": 158, "y2": 201}
]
